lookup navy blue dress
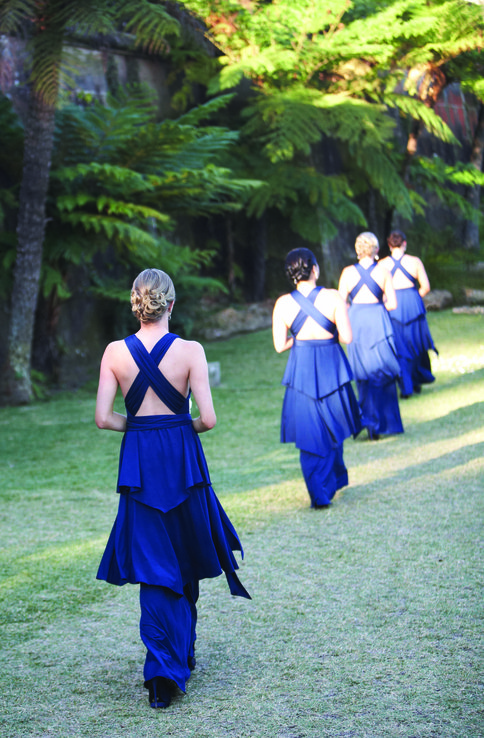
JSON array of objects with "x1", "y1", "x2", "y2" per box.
[
  {"x1": 281, "y1": 288, "x2": 362, "y2": 507},
  {"x1": 97, "y1": 333, "x2": 249, "y2": 692},
  {"x1": 389, "y1": 255, "x2": 438, "y2": 396},
  {"x1": 347, "y1": 264, "x2": 403, "y2": 436}
]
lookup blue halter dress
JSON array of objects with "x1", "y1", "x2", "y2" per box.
[
  {"x1": 347, "y1": 263, "x2": 403, "y2": 436},
  {"x1": 389, "y1": 255, "x2": 437, "y2": 396},
  {"x1": 97, "y1": 333, "x2": 249, "y2": 691},
  {"x1": 280, "y1": 288, "x2": 362, "y2": 507}
]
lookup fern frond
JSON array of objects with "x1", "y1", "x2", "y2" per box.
[
  {"x1": 384, "y1": 93, "x2": 459, "y2": 145},
  {"x1": 121, "y1": 0, "x2": 180, "y2": 54},
  {"x1": 409, "y1": 155, "x2": 484, "y2": 219},
  {"x1": 243, "y1": 87, "x2": 394, "y2": 163},
  {"x1": 354, "y1": 145, "x2": 413, "y2": 218},
  {"x1": 175, "y1": 94, "x2": 235, "y2": 125},
  {"x1": 54, "y1": 163, "x2": 154, "y2": 194},
  {"x1": 59, "y1": 212, "x2": 159, "y2": 251},
  {"x1": 0, "y1": 0, "x2": 37, "y2": 34}
]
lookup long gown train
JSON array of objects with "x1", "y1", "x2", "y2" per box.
[
  {"x1": 346, "y1": 263, "x2": 403, "y2": 436},
  {"x1": 391, "y1": 287, "x2": 437, "y2": 396},
  {"x1": 97, "y1": 333, "x2": 249, "y2": 693},
  {"x1": 280, "y1": 288, "x2": 362, "y2": 506},
  {"x1": 388, "y1": 254, "x2": 437, "y2": 396}
]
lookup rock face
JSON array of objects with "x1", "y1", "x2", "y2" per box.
[
  {"x1": 453, "y1": 306, "x2": 484, "y2": 315},
  {"x1": 197, "y1": 300, "x2": 275, "y2": 341},
  {"x1": 207, "y1": 361, "x2": 221, "y2": 387},
  {"x1": 462, "y1": 288, "x2": 484, "y2": 305},
  {"x1": 423, "y1": 290, "x2": 453, "y2": 311}
]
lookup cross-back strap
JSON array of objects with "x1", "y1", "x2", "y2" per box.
[
  {"x1": 348, "y1": 262, "x2": 383, "y2": 302},
  {"x1": 390, "y1": 256, "x2": 418, "y2": 286},
  {"x1": 124, "y1": 333, "x2": 187, "y2": 416},
  {"x1": 290, "y1": 287, "x2": 336, "y2": 335}
]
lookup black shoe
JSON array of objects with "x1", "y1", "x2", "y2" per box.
[
  {"x1": 147, "y1": 677, "x2": 173, "y2": 709},
  {"x1": 188, "y1": 655, "x2": 196, "y2": 670},
  {"x1": 413, "y1": 384, "x2": 422, "y2": 394},
  {"x1": 367, "y1": 429, "x2": 380, "y2": 441},
  {"x1": 314, "y1": 503, "x2": 330, "y2": 509}
]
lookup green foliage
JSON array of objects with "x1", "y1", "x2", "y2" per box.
[
  {"x1": 409, "y1": 155, "x2": 484, "y2": 221},
  {"x1": 0, "y1": 1, "x2": 181, "y2": 104},
  {"x1": 406, "y1": 218, "x2": 484, "y2": 298},
  {"x1": 41, "y1": 88, "x2": 260, "y2": 326},
  {"x1": 182, "y1": 0, "x2": 484, "y2": 243}
]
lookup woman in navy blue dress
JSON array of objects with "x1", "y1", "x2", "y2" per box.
[
  {"x1": 95, "y1": 268, "x2": 249, "y2": 709},
  {"x1": 272, "y1": 248, "x2": 362, "y2": 508},
  {"x1": 338, "y1": 232, "x2": 403, "y2": 440},
  {"x1": 380, "y1": 230, "x2": 437, "y2": 397}
]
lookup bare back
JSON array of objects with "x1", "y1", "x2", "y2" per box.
[
  {"x1": 273, "y1": 286, "x2": 352, "y2": 351},
  {"x1": 96, "y1": 332, "x2": 215, "y2": 430},
  {"x1": 380, "y1": 253, "x2": 429, "y2": 293},
  {"x1": 338, "y1": 262, "x2": 388, "y2": 304}
]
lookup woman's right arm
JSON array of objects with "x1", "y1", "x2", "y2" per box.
[
  {"x1": 338, "y1": 268, "x2": 350, "y2": 303},
  {"x1": 95, "y1": 343, "x2": 127, "y2": 432},
  {"x1": 272, "y1": 297, "x2": 294, "y2": 353}
]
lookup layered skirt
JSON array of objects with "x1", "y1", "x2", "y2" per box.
[
  {"x1": 97, "y1": 413, "x2": 249, "y2": 691},
  {"x1": 391, "y1": 287, "x2": 437, "y2": 396},
  {"x1": 347, "y1": 303, "x2": 403, "y2": 436},
  {"x1": 281, "y1": 339, "x2": 362, "y2": 505}
]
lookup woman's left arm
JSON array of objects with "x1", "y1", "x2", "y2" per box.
[
  {"x1": 334, "y1": 293, "x2": 353, "y2": 344},
  {"x1": 415, "y1": 258, "x2": 431, "y2": 297},
  {"x1": 95, "y1": 344, "x2": 127, "y2": 432}
]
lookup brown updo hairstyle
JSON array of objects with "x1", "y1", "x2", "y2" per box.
[
  {"x1": 387, "y1": 230, "x2": 406, "y2": 250},
  {"x1": 285, "y1": 248, "x2": 318, "y2": 285},
  {"x1": 130, "y1": 268, "x2": 175, "y2": 323},
  {"x1": 355, "y1": 232, "x2": 379, "y2": 260}
]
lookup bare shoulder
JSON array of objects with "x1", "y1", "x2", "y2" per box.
[
  {"x1": 273, "y1": 292, "x2": 292, "y2": 309},
  {"x1": 319, "y1": 287, "x2": 343, "y2": 305},
  {"x1": 340, "y1": 264, "x2": 354, "y2": 277},
  {"x1": 102, "y1": 339, "x2": 127, "y2": 361},
  {"x1": 375, "y1": 262, "x2": 391, "y2": 279},
  {"x1": 408, "y1": 254, "x2": 424, "y2": 267},
  {"x1": 173, "y1": 337, "x2": 206, "y2": 360},
  {"x1": 379, "y1": 256, "x2": 392, "y2": 269}
]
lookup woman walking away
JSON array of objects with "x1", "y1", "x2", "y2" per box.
[
  {"x1": 95, "y1": 268, "x2": 250, "y2": 709},
  {"x1": 380, "y1": 230, "x2": 438, "y2": 398},
  {"x1": 339, "y1": 232, "x2": 403, "y2": 440},
  {"x1": 272, "y1": 248, "x2": 362, "y2": 509}
]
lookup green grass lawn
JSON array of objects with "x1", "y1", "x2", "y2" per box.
[{"x1": 0, "y1": 310, "x2": 483, "y2": 737}]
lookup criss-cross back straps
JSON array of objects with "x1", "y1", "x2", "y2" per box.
[
  {"x1": 390, "y1": 256, "x2": 418, "y2": 287},
  {"x1": 348, "y1": 262, "x2": 383, "y2": 302},
  {"x1": 124, "y1": 333, "x2": 187, "y2": 416},
  {"x1": 290, "y1": 287, "x2": 336, "y2": 336}
]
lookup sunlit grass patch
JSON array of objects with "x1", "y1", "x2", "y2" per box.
[{"x1": 0, "y1": 311, "x2": 482, "y2": 737}]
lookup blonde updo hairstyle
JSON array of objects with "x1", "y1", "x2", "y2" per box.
[
  {"x1": 131, "y1": 268, "x2": 175, "y2": 323},
  {"x1": 355, "y1": 232, "x2": 379, "y2": 260}
]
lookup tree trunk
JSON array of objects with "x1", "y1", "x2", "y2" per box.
[
  {"x1": 464, "y1": 102, "x2": 484, "y2": 250},
  {"x1": 249, "y1": 214, "x2": 266, "y2": 301},
  {"x1": 225, "y1": 215, "x2": 236, "y2": 295},
  {"x1": 0, "y1": 90, "x2": 57, "y2": 404}
]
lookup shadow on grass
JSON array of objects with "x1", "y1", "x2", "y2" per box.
[
  {"x1": 416, "y1": 400, "x2": 484, "y2": 431},
  {"x1": 342, "y1": 439, "x2": 484, "y2": 507},
  {"x1": 426, "y1": 366, "x2": 484, "y2": 393}
]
